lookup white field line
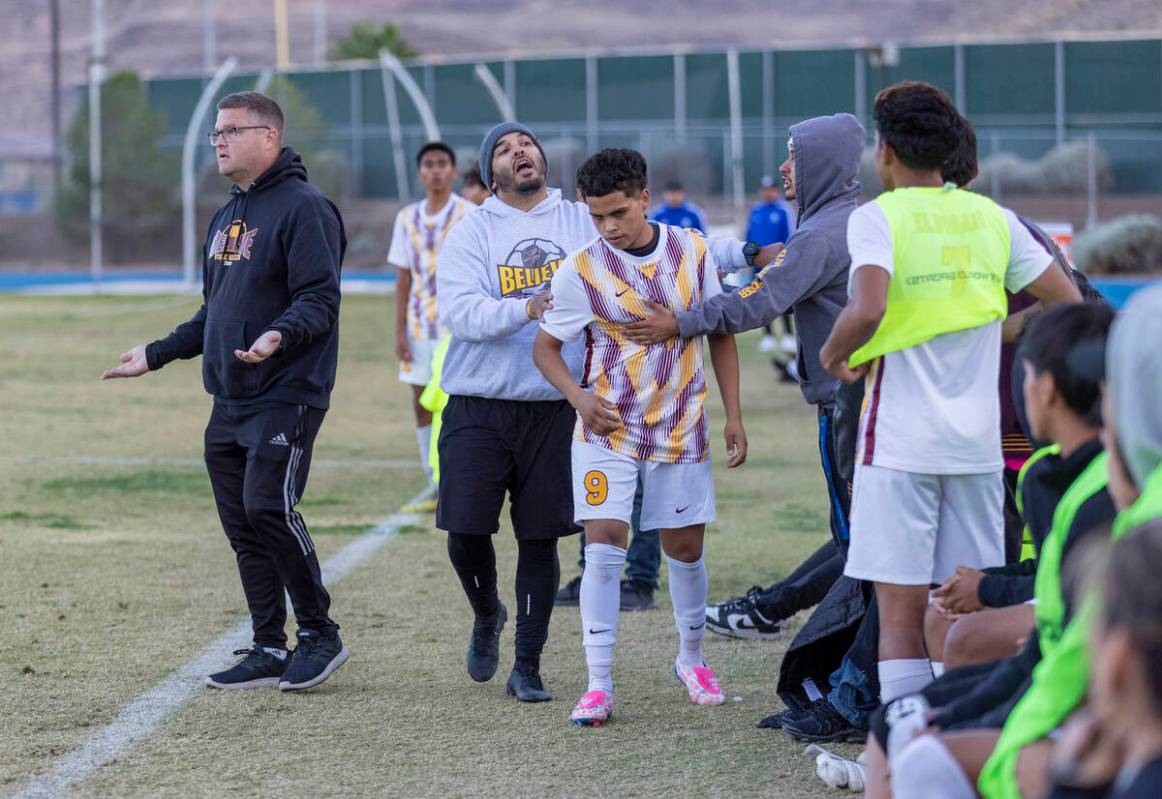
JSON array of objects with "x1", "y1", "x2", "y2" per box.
[
  {"x1": 0, "y1": 456, "x2": 415, "y2": 471},
  {"x1": 11, "y1": 488, "x2": 433, "y2": 799}
]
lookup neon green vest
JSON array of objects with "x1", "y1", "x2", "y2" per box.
[
  {"x1": 1113, "y1": 462, "x2": 1162, "y2": 537},
  {"x1": 418, "y1": 336, "x2": 451, "y2": 485},
  {"x1": 980, "y1": 460, "x2": 1162, "y2": 799},
  {"x1": 1032, "y1": 451, "x2": 1108, "y2": 654},
  {"x1": 1016, "y1": 444, "x2": 1061, "y2": 562},
  {"x1": 849, "y1": 187, "x2": 1010, "y2": 367}
]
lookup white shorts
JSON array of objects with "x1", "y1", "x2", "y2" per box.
[
  {"x1": 398, "y1": 337, "x2": 438, "y2": 386},
  {"x1": 844, "y1": 465, "x2": 1004, "y2": 586},
  {"x1": 571, "y1": 440, "x2": 716, "y2": 530}
]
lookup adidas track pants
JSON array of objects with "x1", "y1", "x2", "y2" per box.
[{"x1": 204, "y1": 402, "x2": 335, "y2": 648}]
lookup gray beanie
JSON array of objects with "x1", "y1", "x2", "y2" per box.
[{"x1": 479, "y1": 121, "x2": 547, "y2": 192}]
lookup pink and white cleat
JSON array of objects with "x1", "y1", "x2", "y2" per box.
[
  {"x1": 570, "y1": 689, "x2": 615, "y2": 726},
  {"x1": 673, "y1": 659, "x2": 726, "y2": 705}
]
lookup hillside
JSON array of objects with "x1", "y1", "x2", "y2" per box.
[{"x1": 4, "y1": 0, "x2": 1161, "y2": 140}]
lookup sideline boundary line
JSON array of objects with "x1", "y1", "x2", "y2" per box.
[{"x1": 12, "y1": 488, "x2": 433, "y2": 799}]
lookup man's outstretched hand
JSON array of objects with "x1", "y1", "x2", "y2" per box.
[
  {"x1": 235, "y1": 330, "x2": 283, "y2": 364},
  {"x1": 101, "y1": 345, "x2": 149, "y2": 380},
  {"x1": 623, "y1": 299, "x2": 679, "y2": 345}
]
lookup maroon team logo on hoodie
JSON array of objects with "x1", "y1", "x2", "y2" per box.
[
  {"x1": 497, "y1": 237, "x2": 566, "y2": 297},
  {"x1": 209, "y1": 219, "x2": 259, "y2": 263}
]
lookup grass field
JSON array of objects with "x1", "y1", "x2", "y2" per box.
[{"x1": 1, "y1": 294, "x2": 859, "y2": 797}]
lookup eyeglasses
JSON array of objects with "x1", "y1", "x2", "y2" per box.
[{"x1": 206, "y1": 125, "x2": 271, "y2": 144}]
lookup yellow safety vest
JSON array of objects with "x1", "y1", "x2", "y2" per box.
[
  {"x1": 850, "y1": 186, "x2": 1010, "y2": 367},
  {"x1": 418, "y1": 337, "x2": 451, "y2": 485}
]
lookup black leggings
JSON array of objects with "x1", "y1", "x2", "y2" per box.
[{"x1": 447, "y1": 533, "x2": 561, "y2": 669}]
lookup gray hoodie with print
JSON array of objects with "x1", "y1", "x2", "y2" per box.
[{"x1": 675, "y1": 112, "x2": 864, "y2": 407}]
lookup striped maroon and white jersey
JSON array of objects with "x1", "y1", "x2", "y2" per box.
[
  {"x1": 541, "y1": 225, "x2": 722, "y2": 464},
  {"x1": 387, "y1": 195, "x2": 472, "y2": 341}
]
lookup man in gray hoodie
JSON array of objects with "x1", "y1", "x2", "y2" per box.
[{"x1": 624, "y1": 113, "x2": 865, "y2": 639}]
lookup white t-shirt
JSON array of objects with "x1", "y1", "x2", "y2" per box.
[{"x1": 847, "y1": 200, "x2": 1052, "y2": 475}]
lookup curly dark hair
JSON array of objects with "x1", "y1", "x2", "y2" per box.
[
  {"x1": 941, "y1": 116, "x2": 978, "y2": 188},
  {"x1": 576, "y1": 148, "x2": 648, "y2": 198},
  {"x1": 874, "y1": 81, "x2": 964, "y2": 171}
]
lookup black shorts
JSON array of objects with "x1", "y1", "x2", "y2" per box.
[{"x1": 436, "y1": 395, "x2": 580, "y2": 541}]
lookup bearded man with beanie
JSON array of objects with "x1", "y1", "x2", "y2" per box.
[{"x1": 436, "y1": 122, "x2": 777, "y2": 702}]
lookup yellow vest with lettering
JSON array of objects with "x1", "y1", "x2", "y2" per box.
[{"x1": 849, "y1": 187, "x2": 1010, "y2": 367}]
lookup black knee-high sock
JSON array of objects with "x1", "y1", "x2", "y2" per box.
[
  {"x1": 514, "y1": 537, "x2": 560, "y2": 670},
  {"x1": 447, "y1": 533, "x2": 500, "y2": 619}
]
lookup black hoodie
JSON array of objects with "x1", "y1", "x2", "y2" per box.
[{"x1": 146, "y1": 147, "x2": 346, "y2": 409}]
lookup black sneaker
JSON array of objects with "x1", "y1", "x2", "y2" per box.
[
  {"x1": 756, "y1": 706, "x2": 803, "y2": 729},
  {"x1": 620, "y1": 580, "x2": 657, "y2": 612},
  {"x1": 278, "y1": 629, "x2": 349, "y2": 692},
  {"x1": 705, "y1": 586, "x2": 783, "y2": 639},
  {"x1": 466, "y1": 602, "x2": 507, "y2": 682},
  {"x1": 781, "y1": 699, "x2": 867, "y2": 743},
  {"x1": 505, "y1": 661, "x2": 552, "y2": 702},
  {"x1": 205, "y1": 645, "x2": 288, "y2": 689},
  {"x1": 556, "y1": 574, "x2": 583, "y2": 606}
]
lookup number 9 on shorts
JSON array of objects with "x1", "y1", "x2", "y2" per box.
[{"x1": 583, "y1": 470, "x2": 608, "y2": 506}]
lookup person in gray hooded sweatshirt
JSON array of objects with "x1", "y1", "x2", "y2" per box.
[
  {"x1": 624, "y1": 113, "x2": 866, "y2": 640},
  {"x1": 435, "y1": 122, "x2": 775, "y2": 703}
]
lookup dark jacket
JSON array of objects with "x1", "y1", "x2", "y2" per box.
[
  {"x1": 979, "y1": 437, "x2": 1110, "y2": 608},
  {"x1": 675, "y1": 113, "x2": 864, "y2": 407},
  {"x1": 146, "y1": 148, "x2": 345, "y2": 409},
  {"x1": 934, "y1": 442, "x2": 1115, "y2": 731}
]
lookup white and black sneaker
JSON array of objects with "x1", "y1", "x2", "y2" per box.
[
  {"x1": 278, "y1": 629, "x2": 349, "y2": 692},
  {"x1": 705, "y1": 587, "x2": 783, "y2": 639},
  {"x1": 205, "y1": 645, "x2": 289, "y2": 689}
]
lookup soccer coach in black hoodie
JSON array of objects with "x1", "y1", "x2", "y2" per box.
[{"x1": 102, "y1": 91, "x2": 348, "y2": 692}]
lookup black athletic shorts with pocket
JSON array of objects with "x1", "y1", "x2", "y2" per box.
[{"x1": 436, "y1": 395, "x2": 580, "y2": 540}]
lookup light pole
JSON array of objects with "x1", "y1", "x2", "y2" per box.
[
  {"x1": 314, "y1": 0, "x2": 327, "y2": 66},
  {"x1": 203, "y1": 0, "x2": 216, "y2": 74},
  {"x1": 89, "y1": 0, "x2": 105, "y2": 287}
]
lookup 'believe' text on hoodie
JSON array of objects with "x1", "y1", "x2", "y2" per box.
[{"x1": 146, "y1": 147, "x2": 346, "y2": 409}]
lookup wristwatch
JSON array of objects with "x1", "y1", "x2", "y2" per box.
[{"x1": 742, "y1": 241, "x2": 761, "y2": 268}]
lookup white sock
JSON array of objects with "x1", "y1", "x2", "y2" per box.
[
  {"x1": 415, "y1": 425, "x2": 433, "y2": 486},
  {"x1": 806, "y1": 744, "x2": 866, "y2": 791},
  {"x1": 580, "y1": 543, "x2": 626, "y2": 694},
  {"x1": 262, "y1": 646, "x2": 288, "y2": 661},
  {"x1": 885, "y1": 694, "x2": 932, "y2": 759},
  {"x1": 889, "y1": 735, "x2": 977, "y2": 799},
  {"x1": 666, "y1": 554, "x2": 709, "y2": 667},
  {"x1": 878, "y1": 658, "x2": 933, "y2": 703},
  {"x1": 931, "y1": 661, "x2": 945, "y2": 678}
]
